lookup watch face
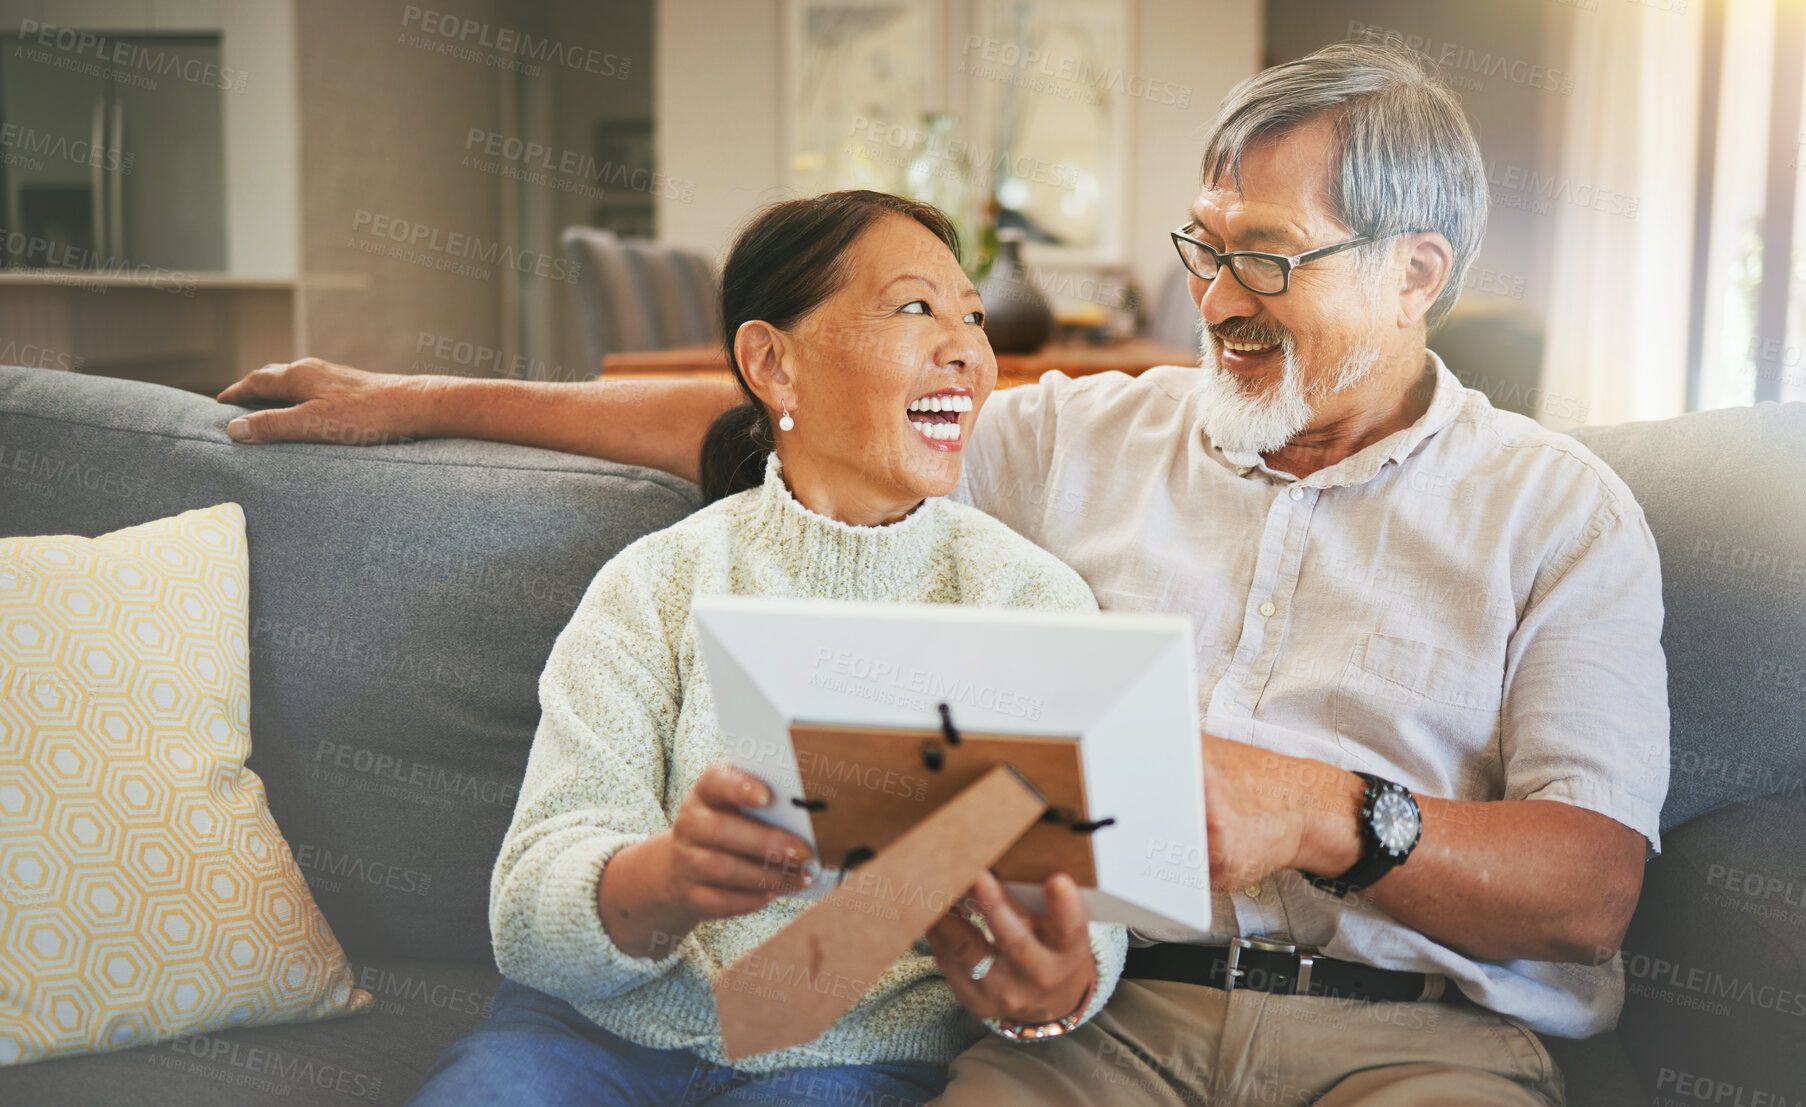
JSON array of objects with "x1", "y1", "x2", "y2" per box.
[{"x1": 1371, "y1": 789, "x2": 1420, "y2": 853}]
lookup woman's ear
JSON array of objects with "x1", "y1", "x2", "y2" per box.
[{"x1": 735, "y1": 320, "x2": 792, "y2": 410}]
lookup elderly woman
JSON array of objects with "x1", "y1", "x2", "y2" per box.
[{"x1": 404, "y1": 191, "x2": 1126, "y2": 1106}]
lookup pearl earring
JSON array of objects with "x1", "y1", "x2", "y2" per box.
[{"x1": 778, "y1": 403, "x2": 795, "y2": 432}]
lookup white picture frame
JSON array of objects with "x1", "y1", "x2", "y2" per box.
[{"x1": 694, "y1": 594, "x2": 1210, "y2": 934}]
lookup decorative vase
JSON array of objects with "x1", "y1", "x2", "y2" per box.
[{"x1": 976, "y1": 229, "x2": 1053, "y2": 354}]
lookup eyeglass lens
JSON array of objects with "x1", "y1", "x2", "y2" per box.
[{"x1": 1175, "y1": 238, "x2": 1287, "y2": 294}]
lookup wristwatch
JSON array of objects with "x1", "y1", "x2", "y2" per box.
[{"x1": 1302, "y1": 772, "x2": 1421, "y2": 897}]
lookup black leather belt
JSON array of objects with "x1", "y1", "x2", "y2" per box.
[{"x1": 1123, "y1": 937, "x2": 1450, "y2": 1003}]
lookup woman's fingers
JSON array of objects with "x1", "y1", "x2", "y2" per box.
[
  {"x1": 925, "y1": 911, "x2": 989, "y2": 970},
  {"x1": 942, "y1": 872, "x2": 1096, "y2": 1021},
  {"x1": 925, "y1": 911, "x2": 1006, "y2": 1018},
  {"x1": 686, "y1": 765, "x2": 813, "y2": 863},
  {"x1": 1035, "y1": 873, "x2": 1092, "y2": 953},
  {"x1": 692, "y1": 763, "x2": 773, "y2": 809},
  {"x1": 674, "y1": 810, "x2": 813, "y2": 891},
  {"x1": 967, "y1": 871, "x2": 1043, "y2": 966},
  {"x1": 675, "y1": 764, "x2": 814, "y2": 900},
  {"x1": 672, "y1": 840, "x2": 808, "y2": 895}
]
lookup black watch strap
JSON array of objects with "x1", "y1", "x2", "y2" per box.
[
  {"x1": 1301, "y1": 773, "x2": 1418, "y2": 898},
  {"x1": 1304, "y1": 851, "x2": 1394, "y2": 899}
]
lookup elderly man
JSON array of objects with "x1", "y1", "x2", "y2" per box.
[{"x1": 219, "y1": 43, "x2": 1665, "y2": 1106}]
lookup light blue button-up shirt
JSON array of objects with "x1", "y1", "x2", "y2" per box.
[{"x1": 955, "y1": 353, "x2": 1669, "y2": 1037}]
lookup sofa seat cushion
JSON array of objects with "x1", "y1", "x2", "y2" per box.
[{"x1": 0, "y1": 957, "x2": 502, "y2": 1105}]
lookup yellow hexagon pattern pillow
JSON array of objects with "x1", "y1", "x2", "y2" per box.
[{"x1": 0, "y1": 503, "x2": 370, "y2": 1066}]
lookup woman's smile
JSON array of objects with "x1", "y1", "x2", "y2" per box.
[{"x1": 906, "y1": 386, "x2": 973, "y2": 450}]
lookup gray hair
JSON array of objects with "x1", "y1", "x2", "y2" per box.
[{"x1": 1198, "y1": 41, "x2": 1487, "y2": 330}]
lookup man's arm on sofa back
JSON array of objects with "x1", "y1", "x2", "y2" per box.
[{"x1": 217, "y1": 357, "x2": 741, "y2": 484}]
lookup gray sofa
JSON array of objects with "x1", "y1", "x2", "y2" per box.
[{"x1": 1, "y1": 363, "x2": 1801, "y2": 1105}]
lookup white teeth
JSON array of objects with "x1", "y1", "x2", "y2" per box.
[
  {"x1": 909, "y1": 420, "x2": 961, "y2": 442},
  {"x1": 907, "y1": 394, "x2": 971, "y2": 413},
  {"x1": 1222, "y1": 339, "x2": 1275, "y2": 353}
]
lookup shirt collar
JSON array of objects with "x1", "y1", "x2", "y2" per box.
[{"x1": 1208, "y1": 351, "x2": 1466, "y2": 489}]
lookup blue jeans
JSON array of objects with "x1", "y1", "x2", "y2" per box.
[{"x1": 407, "y1": 980, "x2": 949, "y2": 1106}]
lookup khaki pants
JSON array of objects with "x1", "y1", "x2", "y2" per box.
[{"x1": 933, "y1": 979, "x2": 1565, "y2": 1106}]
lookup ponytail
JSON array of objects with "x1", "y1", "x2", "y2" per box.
[{"x1": 698, "y1": 402, "x2": 772, "y2": 504}]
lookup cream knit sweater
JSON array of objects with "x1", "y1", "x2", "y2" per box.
[{"x1": 490, "y1": 455, "x2": 1127, "y2": 1072}]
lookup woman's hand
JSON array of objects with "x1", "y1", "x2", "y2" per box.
[
  {"x1": 217, "y1": 358, "x2": 433, "y2": 445},
  {"x1": 598, "y1": 764, "x2": 816, "y2": 959},
  {"x1": 925, "y1": 870, "x2": 1096, "y2": 1026}
]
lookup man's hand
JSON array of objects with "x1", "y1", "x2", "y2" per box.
[
  {"x1": 1200, "y1": 733, "x2": 1364, "y2": 891},
  {"x1": 1199, "y1": 731, "x2": 1646, "y2": 961},
  {"x1": 217, "y1": 358, "x2": 433, "y2": 445},
  {"x1": 925, "y1": 870, "x2": 1095, "y2": 1025}
]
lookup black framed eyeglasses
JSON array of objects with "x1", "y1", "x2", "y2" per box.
[{"x1": 1169, "y1": 223, "x2": 1377, "y2": 296}]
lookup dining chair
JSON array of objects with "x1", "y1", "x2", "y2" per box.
[{"x1": 560, "y1": 226, "x2": 721, "y2": 375}]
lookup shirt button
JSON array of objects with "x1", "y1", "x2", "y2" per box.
[
  {"x1": 1222, "y1": 700, "x2": 1238, "y2": 715},
  {"x1": 1289, "y1": 486, "x2": 1305, "y2": 501},
  {"x1": 1243, "y1": 883, "x2": 1262, "y2": 898},
  {"x1": 1258, "y1": 600, "x2": 1277, "y2": 617}
]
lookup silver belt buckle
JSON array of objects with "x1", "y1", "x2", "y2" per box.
[{"x1": 1225, "y1": 934, "x2": 1318, "y2": 996}]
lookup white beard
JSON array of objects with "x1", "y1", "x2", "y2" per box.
[{"x1": 1195, "y1": 324, "x2": 1383, "y2": 457}]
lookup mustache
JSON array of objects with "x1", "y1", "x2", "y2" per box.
[{"x1": 1205, "y1": 318, "x2": 1292, "y2": 347}]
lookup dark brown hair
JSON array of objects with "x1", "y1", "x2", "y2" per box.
[{"x1": 698, "y1": 190, "x2": 961, "y2": 503}]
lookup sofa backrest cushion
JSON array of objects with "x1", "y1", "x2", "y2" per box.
[
  {"x1": 1571, "y1": 402, "x2": 1806, "y2": 829},
  {"x1": 0, "y1": 366, "x2": 700, "y2": 961},
  {"x1": 7, "y1": 366, "x2": 1799, "y2": 954}
]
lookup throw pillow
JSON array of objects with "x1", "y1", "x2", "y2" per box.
[{"x1": 0, "y1": 503, "x2": 369, "y2": 1066}]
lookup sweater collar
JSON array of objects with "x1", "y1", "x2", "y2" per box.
[{"x1": 742, "y1": 454, "x2": 942, "y2": 598}]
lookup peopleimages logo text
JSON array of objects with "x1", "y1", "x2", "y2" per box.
[
  {"x1": 350, "y1": 209, "x2": 577, "y2": 283},
  {"x1": 16, "y1": 20, "x2": 248, "y2": 92},
  {"x1": 401, "y1": 6, "x2": 630, "y2": 77}
]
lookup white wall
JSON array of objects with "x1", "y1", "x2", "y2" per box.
[
  {"x1": 1127, "y1": 0, "x2": 1261, "y2": 300},
  {"x1": 293, "y1": 0, "x2": 507, "y2": 373},
  {"x1": 655, "y1": 0, "x2": 787, "y2": 270},
  {"x1": 655, "y1": 0, "x2": 1261, "y2": 298},
  {"x1": 222, "y1": 0, "x2": 299, "y2": 276}
]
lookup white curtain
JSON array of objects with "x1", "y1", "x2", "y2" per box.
[{"x1": 1539, "y1": 3, "x2": 1703, "y2": 428}]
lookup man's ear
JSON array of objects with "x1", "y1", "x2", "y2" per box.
[
  {"x1": 735, "y1": 320, "x2": 793, "y2": 409},
  {"x1": 1396, "y1": 232, "x2": 1454, "y2": 328}
]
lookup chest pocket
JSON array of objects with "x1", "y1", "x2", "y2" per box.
[{"x1": 1332, "y1": 633, "x2": 1505, "y2": 795}]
